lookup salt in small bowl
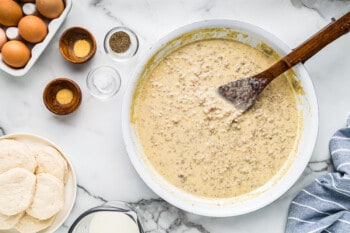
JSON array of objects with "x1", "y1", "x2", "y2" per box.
[{"x1": 86, "y1": 66, "x2": 121, "y2": 99}]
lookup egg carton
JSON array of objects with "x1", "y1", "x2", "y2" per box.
[{"x1": 0, "y1": 0, "x2": 72, "y2": 77}]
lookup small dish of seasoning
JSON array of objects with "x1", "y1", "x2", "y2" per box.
[
  {"x1": 86, "y1": 65, "x2": 121, "y2": 99},
  {"x1": 59, "y1": 27, "x2": 97, "y2": 64},
  {"x1": 104, "y1": 26, "x2": 139, "y2": 60},
  {"x1": 43, "y1": 78, "x2": 82, "y2": 115}
]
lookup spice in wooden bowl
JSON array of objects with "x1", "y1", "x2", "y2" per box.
[
  {"x1": 43, "y1": 78, "x2": 82, "y2": 115},
  {"x1": 73, "y1": 39, "x2": 91, "y2": 58},
  {"x1": 56, "y1": 88, "x2": 74, "y2": 104},
  {"x1": 59, "y1": 27, "x2": 96, "y2": 64}
]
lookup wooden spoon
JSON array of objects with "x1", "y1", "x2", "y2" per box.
[{"x1": 218, "y1": 11, "x2": 350, "y2": 112}]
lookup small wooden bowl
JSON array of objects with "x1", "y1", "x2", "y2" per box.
[
  {"x1": 43, "y1": 78, "x2": 82, "y2": 115},
  {"x1": 59, "y1": 27, "x2": 96, "y2": 64}
]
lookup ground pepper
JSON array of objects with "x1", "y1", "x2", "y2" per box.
[{"x1": 109, "y1": 31, "x2": 131, "y2": 53}]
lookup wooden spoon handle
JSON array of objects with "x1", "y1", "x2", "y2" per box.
[{"x1": 262, "y1": 11, "x2": 350, "y2": 81}]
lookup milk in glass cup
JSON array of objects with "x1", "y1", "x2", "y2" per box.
[{"x1": 69, "y1": 201, "x2": 144, "y2": 233}]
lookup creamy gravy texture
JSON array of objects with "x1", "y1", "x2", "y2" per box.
[{"x1": 132, "y1": 39, "x2": 298, "y2": 198}]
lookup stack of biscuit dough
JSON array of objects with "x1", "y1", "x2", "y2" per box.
[{"x1": 0, "y1": 139, "x2": 69, "y2": 233}]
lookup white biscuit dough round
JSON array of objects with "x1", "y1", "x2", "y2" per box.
[
  {"x1": 15, "y1": 214, "x2": 55, "y2": 233},
  {"x1": 26, "y1": 173, "x2": 64, "y2": 220},
  {"x1": 0, "y1": 212, "x2": 24, "y2": 230},
  {"x1": 34, "y1": 146, "x2": 68, "y2": 183},
  {"x1": 0, "y1": 139, "x2": 37, "y2": 174},
  {"x1": 0, "y1": 168, "x2": 36, "y2": 216}
]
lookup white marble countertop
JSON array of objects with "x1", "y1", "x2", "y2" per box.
[{"x1": 1, "y1": 0, "x2": 350, "y2": 232}]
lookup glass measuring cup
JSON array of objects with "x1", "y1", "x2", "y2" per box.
[{"x1": 68, "y1": 201, "x2": 144, "y2": 233}]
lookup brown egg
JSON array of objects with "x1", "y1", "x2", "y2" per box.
[
  {"x1": 36, "y1": 0, "x2": 65, "y2": 19},
  {"x1": 18, "y1": 15, "x2": 48, "y2": 43},
  {"x1": 0, "y1": 0, "x2": 23, "y2": 26},
  {"x1": 0, "y1": 28, "x2": 7, "y2": 50},
  {"x1": 2, "y1": 40, "x2": 31, "y2": 68}
]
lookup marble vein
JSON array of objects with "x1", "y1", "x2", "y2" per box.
[
  {"x1": 197, "y1": 0, "x2": 215, "y2": 13},
  {"x1": 77, "y1": 184, "x2": 108, "y2": 203},
  {"x1": 307, "y1": 159, "x2": 333, "y2": 173},
  {"x1": 75, "y1": 184, "x2": 210, "y2": 233},
  {"x1": 295, "y1": 0, "x2": 350, "y2": 19},
  {"x1": 90, "y1": 0, "x2": 102, "y2": 6},
  {"x1": 0, "y1": 127, "x2": 5, "y2": 137},
  {"x1": 131, "y1": 199, "x2": 210, "y2": 233},
  {"x1": 89, "y1": 0, "x2": 125, "y2": 25},
  {"x1": 60, "y1": 223, "x2": 69, "y2": 231}
]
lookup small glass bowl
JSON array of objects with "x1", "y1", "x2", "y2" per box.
[
  {"x1": 104, "y1": 26, "x2": 139, "y2": 60},
  {"x1": 86, "y1": 66, "x2": 121, "y2": 99}
]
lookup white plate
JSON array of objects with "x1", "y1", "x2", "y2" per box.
[
  {"x1": 122, "y1": 20, "x2": 319, "y2": 217},
  {"x1": 0, "y1": 133, "x2": 77, "y2": 233},
  {"x1": 0, "y1": 0, "x2": 72, "y2": 77}
]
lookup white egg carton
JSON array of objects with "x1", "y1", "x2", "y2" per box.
[{"x1": 0, "y1": 0, "x2": 72, "y2": 77}]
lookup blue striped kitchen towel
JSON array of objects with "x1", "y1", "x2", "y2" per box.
[{"x1": 286, "y1": 117, "x2": 350, "y2": 233}]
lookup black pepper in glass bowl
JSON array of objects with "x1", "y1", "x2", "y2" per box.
[{"x1": 104, "y1": 26, "x2": 139, "y2": 60}]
